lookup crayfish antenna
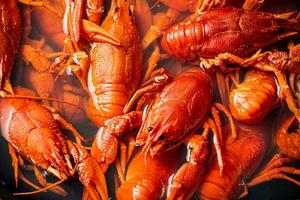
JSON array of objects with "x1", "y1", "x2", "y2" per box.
[
  {"x1": 0, "y1": 87, "x2": 82, "y2": 108},
  {"x1": 13, "y1": 178, "x2": 67, "y2": 196}
]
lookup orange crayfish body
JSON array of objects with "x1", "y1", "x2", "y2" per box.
[{"x1": 161, "y1": 7, "x2": 299, "y2": 61}]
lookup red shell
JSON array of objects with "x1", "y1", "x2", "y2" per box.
[{"x1": 161, "y1": 7, "x2": 298, "y2": 60}]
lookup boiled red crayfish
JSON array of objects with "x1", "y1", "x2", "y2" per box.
[
  {"x1": 161, "y1": 7, "x2": 299, "y2": 61},
  {"x1": 142, "y1": 0, "x2": 265, "y2": 49},
  {"x1": 0, "y1": 88, "x2": 107, "y2": 200},
  {"x1": 85, "y1": 0, "x2": 141, "y2": 126},
  {"x1": 198, "y1": 122, "x2": 300, "y2": 199},
  {"x1": 61, "y1": 0, "x2": 144, "y2": 127},
  {"x1": 204, "y1": 43, "x2": 300, "y2": 126},
  {"x1": 91, "y1": 67, "x2": 236, "y2": 197}
]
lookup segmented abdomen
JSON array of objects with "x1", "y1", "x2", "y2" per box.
[
  {"x1": 198, "y1": 124, "x2": 268, "y2": 199},
  {"x1": 229, "y1": 69, "x2": 278, "y2": 124},
  {"x1": 161, "y1": 18, "x2": 205, "y2": 61},
  {"x1": 88, "y1": 43, "x2": 141, "y2": 126},
  {"x1": 116, "y1": 150, "x2": 179, "y2": 200}
]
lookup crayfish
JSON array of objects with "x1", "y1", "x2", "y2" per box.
[
  {"x1": 161, "y1": 7, "x2": 299, "y2": 61},
  {"x1": 91, "y1": 67, "x2": 236, "y2": 200},
  {"x1": 199, "y1": 122, "x2": 300, "y2": 199},
  {"x1": 0, "y1": 88, "x2": 107, "y2": 200}
]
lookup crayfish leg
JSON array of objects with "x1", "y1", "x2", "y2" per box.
[
  {"x1": 196, "y1": 0, "x2": 226, "y2": 13},
  {"x1": 143, "y1": 44, "x2": 162, "y2": 82},
  {"x1": 18, "y1": 0, "x2": 44, "y2": 7},
  {"x1": 44, "y1": 105, "x2": 84, "y2": 144},
  {"x1": 8, "y1": 144, "x2": 19, "y2": 188},
  {"x1": 213, "y1": 103, "x2": 237, "y2": 141},
  {"x1": 63, "y1": 0, "x2": 83, "y2": 42},
  {"x1": 276, "y1": 115, "x2": 300, "y2": 159},
  {"x1": 134, "y1": 0, "x2": 153, "y2": 38},
  {"x1": 115, "y1": 136, "x2": 137, "y2": 183},
  {"x1": 204, "y1": 118, "x2": 223, "y2": 175},
  {"x1": 17, "y1": 170, "x2": 66, "y2": 196},
  {"x1": 33, "y1": 166, "x2": 67, "y2": 196},
  {"x1": 247, "y1": 153, "x2": 300, "y2": 187},
  {"x1": 124, "y1": 68, "x2": 173, "y2": 113},
  {"x1": 58, "y1": 39, "x2": 90, "y2": 93}
]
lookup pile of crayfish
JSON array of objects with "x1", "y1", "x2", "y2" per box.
[{"x1": 1, "y1": 0, "x2": 300, "y2": 199}]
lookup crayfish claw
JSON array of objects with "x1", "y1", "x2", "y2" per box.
[
  {"x1": 79, "y1": 158, "x2": 108, "y2": 200},
  {"x1": 166, "y1": 134, "x2": 210, "y2": 200},
  {"x1": 81, "y1": 19, "x2": 121, "y2": 46},
  {"x1": 68, "y1": 142, "x2": 108, "y2": 200}
]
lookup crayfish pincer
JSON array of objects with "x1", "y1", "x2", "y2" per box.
[
  {"x1": 0, "y1": 88, "x2": 108, "y2": 200},
  {"x1": 161, "y1": 7, "x2": 300, "y2": 61}
]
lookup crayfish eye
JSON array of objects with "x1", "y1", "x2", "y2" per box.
[
  {"x1": 115, "y1": 7, "x2": 120, "y2": 13},
  {"x1": 147, "y1": 127, "x2": 153, "y2": 133},
  {"x1": 158, "y1": 135, "x2": 165, "y2": 141}
]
